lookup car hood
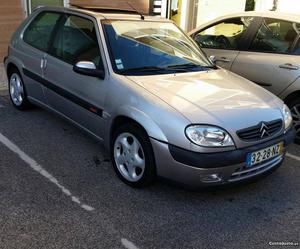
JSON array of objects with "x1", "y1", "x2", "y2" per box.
[{"x1": 126, "y1": 69, "x2": 283, "y2": 132}]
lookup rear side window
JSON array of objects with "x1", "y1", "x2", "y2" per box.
[
  {"x1": 249, "y1": 18, "x2": 299, "y2": 54},
  {"x1": 50, "y1": 15, "x2": 102, "y2": 67},
  {"x1": 23, "y1": 12, "x2": 61, "y2": 52},
  {"x1": 194, "y1": 17, "x2": 253, "y2": 50}
]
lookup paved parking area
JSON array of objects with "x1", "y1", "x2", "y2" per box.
[
  {"x1": 0, "y1": 63, "x2": 7, "y2": 91},
  {"x1": 0, "y1": 93, "x2": 299, "y2": 249}
]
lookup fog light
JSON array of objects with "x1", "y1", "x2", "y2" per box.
[{"x1": 201, "y1": 174, "x2": 222, "y2": 183}]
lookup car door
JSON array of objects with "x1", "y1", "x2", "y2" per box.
[
  {"x1": 43, "y1": 13, "x2": 107, "y2": 139},
  {"x1": 231, "y1": 18, "x2": 300, "y2": 96},
  {"x1": 20, "y1": 11, "x2": 62, "y2": 103},
  {"x1": 191, "y1": 17, "x2": 255, "y2": 70}
]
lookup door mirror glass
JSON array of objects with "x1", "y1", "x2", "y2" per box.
[{"x1": 73, "y1": 61, "x2": 105, "y2": 79}]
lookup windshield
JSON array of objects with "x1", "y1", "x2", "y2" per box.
[{"x1": 102, "y1": 20, "x2": 214, "y2": 75}]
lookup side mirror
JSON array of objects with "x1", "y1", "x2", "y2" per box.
[
  {"x1": 73, "y1": 61, "x2": 105, "y2": 79},
  {"x1": 209, "y1": 55, "x2": 216, "y2": 65}
]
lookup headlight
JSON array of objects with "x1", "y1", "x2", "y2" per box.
[
  {"x1": 283, "y1": 104, "x2": 293, "y2": 130},
  {"x1": 185, "y1": 125, "x2": 234, "y2": 147}
]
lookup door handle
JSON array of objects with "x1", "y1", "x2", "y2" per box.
[
  {"x1": 43, "y1": 58, "x2": 47, "y2": 69},
  {"x1": 40, "y1": 58, "x2": 45, "y2": 69},
  {"x1": 40, "y1": 57, "x2": 48, "y2": 70},
  {"x1": 216, "y1": 57, "x2": 231, "y2": 63},
  {"x1": 279, "y1": 63, "x2": 299, "y2": 70}
]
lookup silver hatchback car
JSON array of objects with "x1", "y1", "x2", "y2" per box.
[
  {"x1": 189, "y1": 11, "x2": 300, "y2": 143},
  {"x1": 4, "y1": 6, "x2": 295, "y2": 188}
]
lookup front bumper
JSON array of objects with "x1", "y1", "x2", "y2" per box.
[{"x1": 151, "y1": 127, "x2": 295, "y2": 188}]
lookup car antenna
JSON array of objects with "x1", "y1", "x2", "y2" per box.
[{"x1": 127, "y1": 2, "x2": 145, "y2": 20}]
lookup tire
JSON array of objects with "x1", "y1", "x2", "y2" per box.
[
  {"x1": 287, "y1": 97, "x2": 300, "y2": 144},
  {"x1": 111, "y1": 123, "x2": 156, "y2": 188},
  {"x1": 8, "y1": 67, "x2": 32, "y2": 110}
]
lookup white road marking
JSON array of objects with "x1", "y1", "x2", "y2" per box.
[
  {"x1": 121, "y1": 238, "x2": 140, "y2": 249},
  {"x1": 287, "y1": 152, "x2": 300, "y2": 162},
  {"x1": 0, "y1": 132, "x2": 95, "y2": 212}
]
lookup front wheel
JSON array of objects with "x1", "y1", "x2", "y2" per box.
[
  {"x1": 111, "y1": 123, "x2": 156, "y2": 188},
  {"x1": 287, "y1": 98, "x2": 300, "y2": 144},
  {"x1": 8, "y1": 68, "x2": 31, "y2": 110}
]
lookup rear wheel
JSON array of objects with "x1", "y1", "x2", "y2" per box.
[
  {"x1": 8, "y1": 68, "x2": 31, "y2": 110},
  {"x1": 111, "y1": 123, "x2": 156, "y2": 188},
  {"x1": 287, "y1": 98, "x2": 300, "y2": 144}
]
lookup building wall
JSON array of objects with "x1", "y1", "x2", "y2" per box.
[
  {"x1": 0, "y1": 0, "x2": 24, "y2": 60},
  {"x1": 256, "y1": 0, "x2": 300, "y2": 13},
  {"x1": 196, "y1": 0, "x2": 246, "y2": 27},
  {"x1": 170, "y1": 0, "x2": 247, "y2": 31},
  {"x1": 255, "y1": 0, "x2": 273, "y2": 11},
  {"x1": 277, "y1": 0, "x2": 300, "y2": 13},
  {"x1": 69, "y1": 0, "x2": 150, "y2": 14}
]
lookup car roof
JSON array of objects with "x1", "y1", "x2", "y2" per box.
[
  {"x1": 224, "y1": 11, "x2": 300, "y2": 22},
  {"x1": 33, "y1": 6, "x2": 169, "y2": 22},
  {"x1": 188, "y1": 11, "x2": 300, "y2": 35}
]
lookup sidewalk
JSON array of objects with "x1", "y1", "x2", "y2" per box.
[{"x1": 0, "y1": 63, "x2": 8, "y2": 91}]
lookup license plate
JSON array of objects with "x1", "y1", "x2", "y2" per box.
[{"x1": 246, "y1": 142, "x2": 284, "y2": 167}]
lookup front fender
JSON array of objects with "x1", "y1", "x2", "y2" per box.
[
  {"x1": 104, "y1": 105, "x2": 168, "y2": 150},
  {"x1": 4, "y1": 52, "x2": 26, "y2": 77}
]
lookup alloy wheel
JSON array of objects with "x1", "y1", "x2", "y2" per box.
[
  {"x1": 9, "y1": 73, "x2": 24, "y2": 106},
  {"x1": 113, "y1": 132, "x2": 145, "y2": 182},
  {"x1": 291, "y1": 104, "x2": 300, "y2": 140}
]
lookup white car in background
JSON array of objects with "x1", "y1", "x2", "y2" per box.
[{"x1": 190, "y1": 11, "x2": 300, "y2": 143}]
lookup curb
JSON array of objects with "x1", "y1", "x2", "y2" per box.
[
  {"x1": 0, "y1": 85, "x2": 8, "y2": 90},
  {"x1": 0, "y1": 89, "x2": 8, "y2": 96}
]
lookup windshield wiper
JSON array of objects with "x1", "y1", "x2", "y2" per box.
[
  {"x1": 202, "y1": 65, "x2": 218, "y2": 69},
  {"x1": 166, "y1": 63, "x2": 217, "y2": 71},
  {"x1": 166, "y1": 63, "x2": 199, "y2": 70},
  {"x1": 119, "y1": 66, "x2": 168, "y2": 74},
  {"x1": 119, "y1": 66, "x2": 191, "y2": 74},
  {"x1": 119, "y1": 64, "x2": 217, "y2": 75}
]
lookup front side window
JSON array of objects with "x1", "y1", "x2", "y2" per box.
[
  {"x1": 23, "y1": 12, "x2": 61, "y2": 52},
  {"x1": 194, "y1": 17, "x2": 254, "y2": 50},
  {"x1": 102, "y1": 20, "x2": 213, "y2": 75},
  {"x1": 291, "y1": 37, "x2": 300, "y2": 55},
  {"x1": 51, "y1": 15, "x2": 102, "y2": 67},
  {"x1": 250, "y1": 18, "x2": 300, "y2": 54}
]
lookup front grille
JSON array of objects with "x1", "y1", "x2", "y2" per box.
[
  {"x1": 228, "y1": 155, "x2": 283, "y2": 182},
  {"x1": 237, "y1": 119, "x2": 283, "y2": 142}
]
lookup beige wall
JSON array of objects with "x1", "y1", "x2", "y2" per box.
[
  {"x1": 70, "y1": 0, "x2": 150, "y2": 14},
  {"x1": 277, "y1": 0, "x2": 300, "y2": 13},
  {"x1": 256, "y1": 0, "x2": 300, "y2": 13},
  {"x1": 0, "y1": 0, "x2": 24, "y2": 60},
  {"x1": 196, "y1": 0, "x2": 246, "y2": 27}
]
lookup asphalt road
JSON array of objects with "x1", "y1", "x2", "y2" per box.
[{"x1": 0, "y1": 93, "x2": 299, "y2": 249}]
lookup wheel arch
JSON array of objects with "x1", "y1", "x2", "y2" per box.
[
  {"x1": 106, "y1": 106, "x2": 168, "y2": 150},
  {"x1": 6, "y1": 62, "x2": 20, "y2": 78},
  {"x1": 284, "y1": 90, "x2": 300, "y2": 105}
]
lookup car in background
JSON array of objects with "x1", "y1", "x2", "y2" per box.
[
  {"x1": 189, "y1": 12, "x2": 300, "y2": 143},
  {"x1": 4, "y1": 7, "x2": 295, "y2": 188}
]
